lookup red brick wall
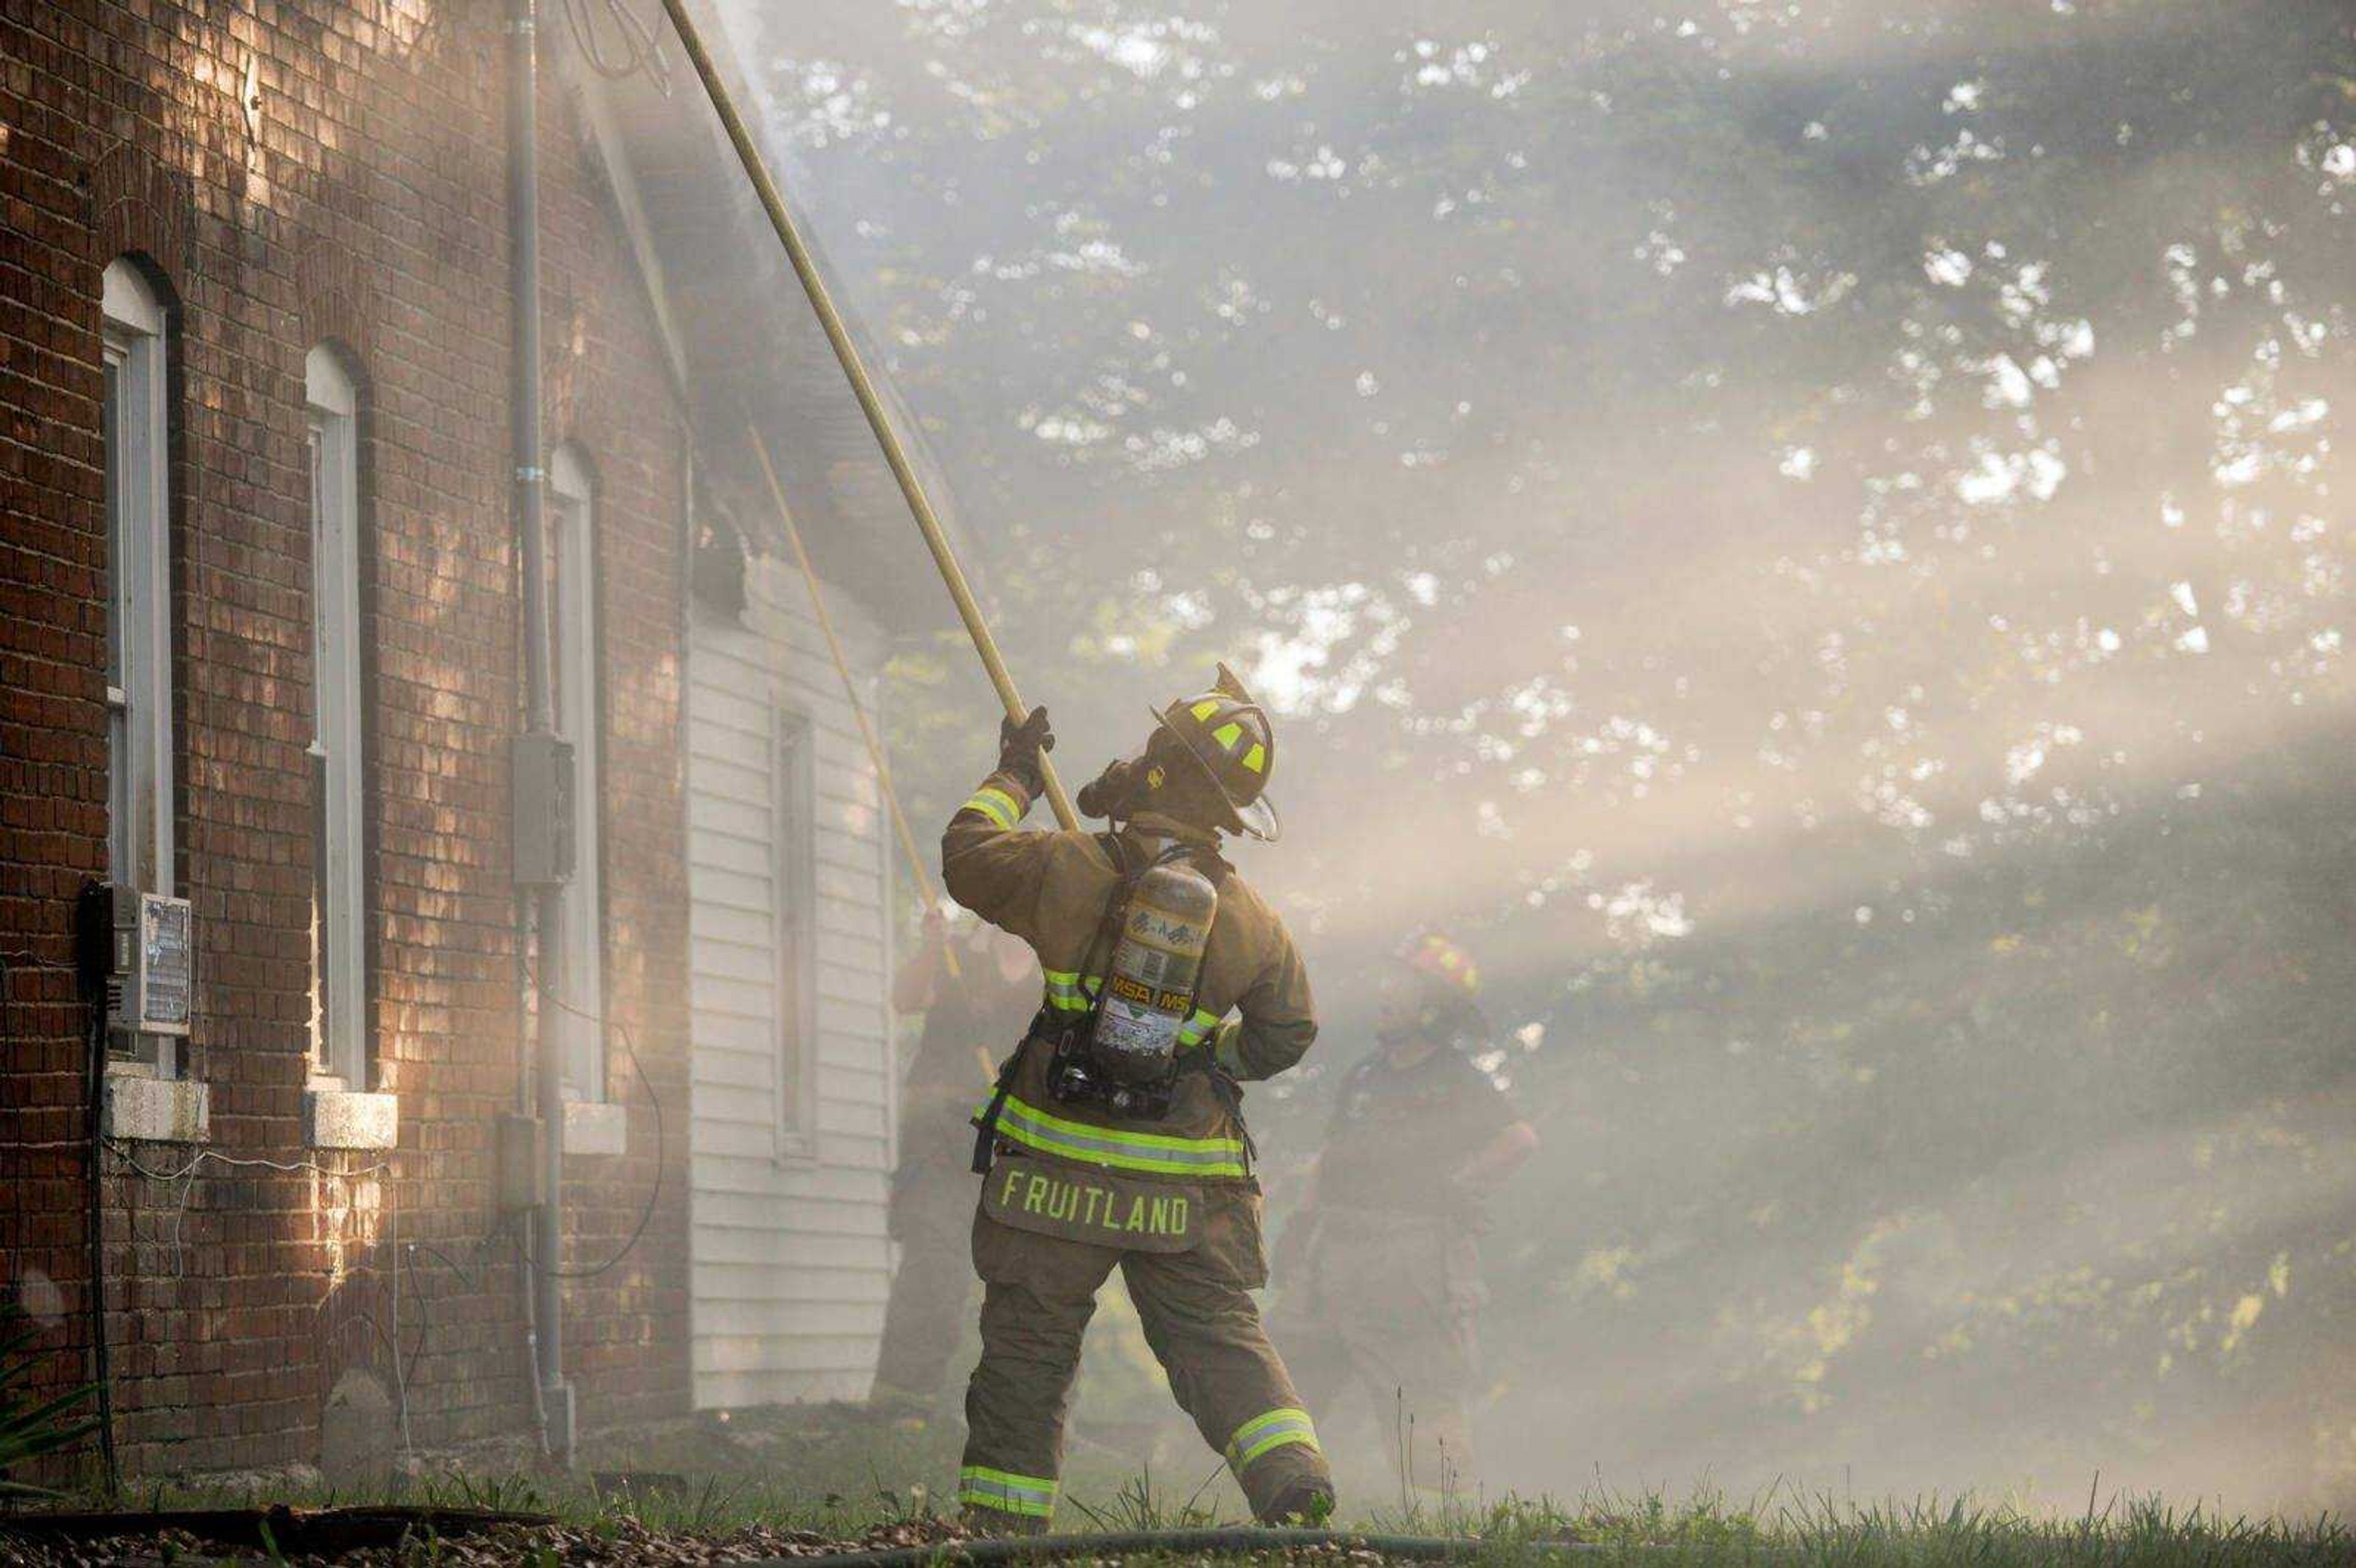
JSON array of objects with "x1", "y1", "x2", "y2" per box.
[{"x1": 0, "y1": 0, "x2": 693, "y2": 1475}]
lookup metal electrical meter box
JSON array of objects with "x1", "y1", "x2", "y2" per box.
[
  {"x1": 511, "y1": 731, "x2": 576, "y2": 888},
  {"x1": 108, "y1": 886, "x2": 194, "y2": 1036}
]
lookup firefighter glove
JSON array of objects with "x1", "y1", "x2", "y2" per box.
[{"x1": 998, "y1": 705, "x2": 1055, "y2": 794}]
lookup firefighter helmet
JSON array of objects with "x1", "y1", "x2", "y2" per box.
[
  {"x1": 1403, "y1": 931, "x2": 1480, "y2": 996},
  {"x1": 1382, "y1": 929, "x2": 1487, "y2": 1047},
  {"x1": 1148, "y1": 662, "x2": 1280, "y2": 841}
]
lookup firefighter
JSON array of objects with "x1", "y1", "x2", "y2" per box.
[
  {"x1": 941, "y1": 666, "x2": 1334, "y2": 1533},
  {"x1": 1272, "y1": 933, "x2": 1539, "y2": 1493},
  {"x1": 870, "y1": 910, "x2": 1039, "y2": 1420}
]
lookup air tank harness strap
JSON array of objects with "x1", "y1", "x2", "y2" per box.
[
  {"x1": 971, "y1": 1026, "x2": 1031, "y2": 1176},
  {"x1": 1156, "y1": 844, "x2": 1252, "y2": 1159},
  {"x1": 971, "y1": 834, "x2": 1136, "y2": 1177},
  {"x1": 1198, "y1": 1062, "x2": 1257, "y2": 1167}
]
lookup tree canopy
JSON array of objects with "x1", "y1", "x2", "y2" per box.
[{"x1": 728, "y1": 0, "x2": 2356, "y2": 1510}]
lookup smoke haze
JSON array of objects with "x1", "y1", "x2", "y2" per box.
[{"x1": 722, "y1": 0, "x2": 2356, "y2": 1513}]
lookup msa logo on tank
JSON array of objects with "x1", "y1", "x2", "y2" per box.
[{"x1": 1088, "y1": 858, "x2": 1215, "y2": 1085}]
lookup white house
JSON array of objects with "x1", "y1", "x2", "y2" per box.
[
  {"x1": 579, "y1": 23, "x2": 984, "y2": 1409},
  {"x1": 684, "y1": 538, "x2": 898, "y2": 1407}
]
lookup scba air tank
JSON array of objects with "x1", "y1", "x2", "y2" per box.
[{"x1": 1090, "y1": 858, "x2": 1219, "y2": 1086}]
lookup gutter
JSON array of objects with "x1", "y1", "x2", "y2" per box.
[{"x1": 506, "y1": 0, "x2": 572, "y2": 1469}]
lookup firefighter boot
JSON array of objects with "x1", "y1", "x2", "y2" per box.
[
  {"x1": 1119, "y1": 1185, "x2": 1336, "y2": 1524},
  {"x1": 958, "y1": 1205, "x2": 1122, "y2": 1534}
]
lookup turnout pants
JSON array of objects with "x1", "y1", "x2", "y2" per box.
[
  {"x1": 1275, "y1": 1209, "x2": 1485, "y2": 1491},
  {"x1": 871, "y1": 1162, "x2": 978, "y2": 1409},
  {"x1": 958, "y1": 1167, "x2": 1331, "y2": 1532}
]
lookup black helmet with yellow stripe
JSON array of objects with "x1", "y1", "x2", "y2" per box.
[{"x1": 1147, "y1": 661, "x2": 1279, "y2": 841}]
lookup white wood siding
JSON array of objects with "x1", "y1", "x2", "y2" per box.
[{"x1": 688, "y1": 551, "x2": 896, "y2": 1411}]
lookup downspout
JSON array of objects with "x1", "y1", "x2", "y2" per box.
[{"x1": 507, "y1": 0, "x2": 571, "y2": 1468}]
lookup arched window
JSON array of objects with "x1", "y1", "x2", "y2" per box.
[
  {"x1": 547, "y1": 445, "x2": 606, "y2": 1101},
  {"x1": 102, "y1": 259, "x2": 178, "y2": 1071},
  {"x1": 102, "y1": 260, "x2": 171, "y2": 901},
  {"x1": 306, "y1": 345, "x2": 368, "y2": 1085}
]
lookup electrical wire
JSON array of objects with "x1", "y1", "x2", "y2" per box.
[
  {"x1": 516, "y1": 958, "x2": 665, "y2": 1280},
  {"x1": 103, "y1": 1120, "x2": 414, "y2": 1455},
  {"x1": 388, "y1": 1195, "x2": 410, "y2": 1458},
  {"x1": 0, "y1": 952, "x2": 92, "y2": 1148},
  {"x1": 0, "y1": 950, "x2": 91, "y2": 1145},
  {"x1": 514, "y1": 1044, "x2": 661, "y2": 1281},
  {"x1": 104, "y1": 1145, "x2": 396, "y2": 1183},
  {"x1": 81, "y1": 992, "x2": 120, "y2": 1496},
  {"x1": 106, "y1": 1132, "x2": 541, "y2": 1467},
  {"x1": 26, "y1": 902, "x2": 125, "y2": 1496},
  {"x1": 70, "y1": 947, "x2": 657, "y2": 1446},
  {"x1": 561, "y1": 0, "x2": 672, "y2": 94},
  {"x1": 401, "y1": 1223, "x2": 514, "y2": 1395}
]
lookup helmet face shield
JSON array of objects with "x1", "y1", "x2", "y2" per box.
[{"x1": 1147, "y1": 662, "x2": 1280, "y2": 840}]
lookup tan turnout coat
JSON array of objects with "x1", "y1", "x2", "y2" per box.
[{"x1": 942, "y1": 767, "x2": 1319, "y2": 1182}]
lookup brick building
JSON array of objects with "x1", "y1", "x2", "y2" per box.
[{"x1": 1, "y1": 0, "x2": 933, "y2": 1477}]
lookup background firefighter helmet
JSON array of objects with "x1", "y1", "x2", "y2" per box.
[
  {"x1": 1403, "y1": 931, "x2": 1480, "y2": 998},
  {"x1": 1380, "y1": 930, "x2": 1488, "y2": 1046},
  {"x1": 1149, "y1": 662, "x2": 1280, "y2": 841}
]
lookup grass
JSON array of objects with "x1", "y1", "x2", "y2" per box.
[
  {"x1": 87, "y1": 1474, "x2": 2350, "y2": 1564},
  {"x1": 1341, "y1": 1484, "x2": 2354, "y2": 1564},
  {"x1": 23, "y1": 1410, "x2": 2349, "y2": 1562}
]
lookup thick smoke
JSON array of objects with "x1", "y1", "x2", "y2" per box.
[{"x1": 726, "y1": 0, "x2": 2356, "y2": 1513}]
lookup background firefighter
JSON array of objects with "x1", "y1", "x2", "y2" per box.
[
  {"x1": 870, "y1": 911, "x2": 1039, "y2": 1419},
  {"x1": 939, "y1": 669, "x2": 1336, "y2": 1533},
  {"x1": 1271, "y1": 932, "x2": 1541, "y2": 1493}
]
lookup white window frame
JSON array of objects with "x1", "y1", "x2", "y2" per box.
[
  {"x1": 306, "y1": 347, "x2": 368, "y2": 1086},
  {"x1": 549, "y1": 446, "x2": 606, "y2": 1102},
  {"x1": 102, "y1": 261, "x2": 171, "y2": 896},
  {"x1": 772, "y1": 700, "x2": 817, "y2": 1158},
  {"x1": 870, "y1": 670, "x2": 898, "y2": 1175},
  {"x1": 102, "y1": 260, "x2": 175, "y2": 1073}
]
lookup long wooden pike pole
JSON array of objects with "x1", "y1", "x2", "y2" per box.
[
  {"x1": 661, "y1": 0, "x2": 1078, "y2": 831},
  {"x1": 746, "y1": 422, "x2": 960, "y2": 980}
]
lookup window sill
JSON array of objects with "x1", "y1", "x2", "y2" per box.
[
  {"x1": 104, "y1": 1074, "x2": 210, "y2": 1144},
  {"x1": 304, "y1": 1083, "x2": 399, "y2": 1151},
  {"x1": 563, "y1": 1099, "x2": 628, "y2": 1158}
]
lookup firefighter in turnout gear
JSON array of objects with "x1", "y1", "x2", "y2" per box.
[
  {"x1": 871, "y1": 912, "x2": 1039, "y2": 1418},
  {"x1": 943, "y1": 667, "x2": 1334, "y2": 1532},
  {"x1": 1272, "y1": 933, "x2": 1540, "y2": 1492}
]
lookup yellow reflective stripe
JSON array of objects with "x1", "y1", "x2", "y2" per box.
[
  {"x1": 1001, "y1": 1093, "x2": 1244, "y2": 1155},
  {"x1": 960, "y1": 786, "x2": 1023, "y2": 831},
  {"x1": 959, "y1": 791, "x2": 1015, "y2": 831},
  {"x1": 1041, "y1": 969, "x2": 1095, "y2": 1012},
  {"x1": 958, "y1": 1465, "x2": 1057, "y2": 1518},
  {"x1": 1176, "y1": 1007, "x2": 1224, "y2": 1047},
  {"x1": 1227, "y1": 1407, "x2": 1320, "y2": 1470},
  {"x1": 993, "y1": 1093, "x2": 1247, "y2": 1178},
  {"x1": 1212, "y1": 1022, "x2": 1245, "y2": 1077}
]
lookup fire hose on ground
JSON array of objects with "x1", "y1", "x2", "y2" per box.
[{"x1": 745, "y1": 1527, "x2": 1633, "y2": 1567}]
